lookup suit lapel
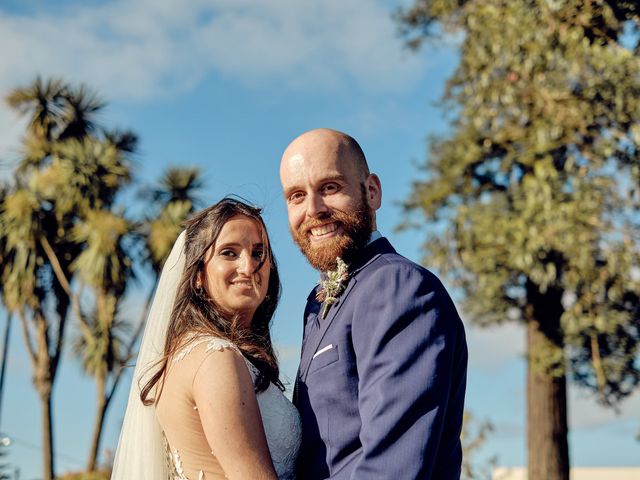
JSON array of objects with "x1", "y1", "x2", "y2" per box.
[
  {"x1": 294, "y1": 287, "x2": 321, "y2": 405},
  {"x1": 300, "y1": 276, "x2": 358, "y2": 381},
  {"x1": 298, "y1": 237, "x2": 397, "y2": 382}
]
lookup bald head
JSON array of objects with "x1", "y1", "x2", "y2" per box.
[{"x1": 280, "y1": 128, "x2": 369, "y2": 182}]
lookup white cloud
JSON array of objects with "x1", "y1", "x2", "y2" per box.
[
  {"x1": 466, "y1": 322, "x2": 526, "y2": 372},
  {"x1": 569, "y1": 384, "x2": 640, "y2": 431},
  {"x1": 195, "y1": 0, "x2": 424, "y2": 92},
  {"x1": 0, "y1": 0, "x2": 427, "y2": 164}
]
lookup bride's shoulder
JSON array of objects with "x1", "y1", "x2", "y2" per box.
[{"x1": 172, "y1": 333, "x2": 239, "y2": 364}]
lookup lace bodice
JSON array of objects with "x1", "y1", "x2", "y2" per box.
[
  {"x1": 244, "y1": 353, "x2": 301, "y2": 480},
  {"x1": 156, "y1": 335, "x2": 301, "y2": 480}
]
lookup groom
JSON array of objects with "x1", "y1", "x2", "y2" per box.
[{"x1": 280, "y1": 128, "x2": 468, "y2": 479}]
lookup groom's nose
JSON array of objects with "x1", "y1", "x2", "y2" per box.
[{"x1": 306, "y1": 192, "x2": 329, "y2": 218}]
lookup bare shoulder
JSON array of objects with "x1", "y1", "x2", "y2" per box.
[{"x1": 191, "y1": 338, "x2": 254, "y2": 396}]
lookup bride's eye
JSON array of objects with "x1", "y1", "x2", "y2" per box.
[{"x1": 220, "y1": 249, "x2": 237, "y2": 258}]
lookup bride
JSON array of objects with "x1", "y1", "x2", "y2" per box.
[{"x1": 111, "y1": 198, "x2": 301, "y2": 479}]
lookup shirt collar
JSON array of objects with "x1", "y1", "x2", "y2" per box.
[{"x1": 367, "y1": 230, "x2": 382, "y2": 245}]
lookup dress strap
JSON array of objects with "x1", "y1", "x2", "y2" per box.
[{"x1": 173, "y1": 335, "x2": 239, "y2": 363}]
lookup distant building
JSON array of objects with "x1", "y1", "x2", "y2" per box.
[{"x1": 493, "y1": 467, "x2": 640, "y2": 480}]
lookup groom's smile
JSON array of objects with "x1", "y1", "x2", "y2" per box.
[{"x1": 309, "y1": 222, "x2": 340, "y2": 240}]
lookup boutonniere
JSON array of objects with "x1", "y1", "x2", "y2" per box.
[{"x1": 316, "y1": 257, "x2": 349, "y2": 320}]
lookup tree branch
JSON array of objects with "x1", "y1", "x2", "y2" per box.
[
  {"x1": 39, "y1": 236, "x2": 93, "y2": 340},
  {"x1": 590, "y1": 332, "x2": 607, "y2": 401},
  {"x1": 106, "y1": 275, "x2": 159, "y2": 404},
  {"x1": 50, "y1": 299, "x2": 70, "y2": 379},
  {"x1": 17, "y1": 309, "x2": 37, "y2": 369}
]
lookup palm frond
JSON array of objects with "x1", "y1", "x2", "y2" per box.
[
  {"x1": 72, "y1": 310, "x2": 130, "y2": 377},
  {"x1": 140, "y1": 167, "x2": 202, "y2": 207},
  {"x1": 71, "y1": 210, "x2": 133, "y2": 293},
  {"x1": 103, "y1": 129, "x2": 138, "y2": 154},
  {"x1": 58, "y1": 84, "x2": 105, "y2": 141},
  {"x1": 5, "y1": 76, "x2": 69, "y2": 143},
  {"x1": 145, "y1": 200, "x2": 192, "y2": 270}
]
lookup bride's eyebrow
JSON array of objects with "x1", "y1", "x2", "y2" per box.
[
  {"x1": 215, "y1": 242, "x2": 240, "y2": 250},
  {"x1": 216, "y1": 241, "x2": 265, "y2": 250}
]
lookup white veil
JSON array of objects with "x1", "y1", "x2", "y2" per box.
[{"x1": 111, "y1": 231, "x2": 186, "y2": 480}]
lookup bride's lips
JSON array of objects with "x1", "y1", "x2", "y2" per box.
[
  {"x1": 230, "y1": 278, "x2": 255, "y2": 291},
  {"x1": 308, "y1": 222, "x2": 342, "y2": 242}
]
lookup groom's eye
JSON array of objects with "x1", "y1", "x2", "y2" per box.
[
  {"x1": 321, "y1": 183, "x2": 339, "y2": 194},
  {"x1": 288, "y1": 192, "x2": 305, "y2": 204}
]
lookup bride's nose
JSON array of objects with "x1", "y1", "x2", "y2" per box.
[{"x1": 237, "y1": 251, "x2": 257, "y2": 275}]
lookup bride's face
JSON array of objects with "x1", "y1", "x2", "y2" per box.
[{"x1": 201, "y1": 215, "x2": 271, "y2": 329}]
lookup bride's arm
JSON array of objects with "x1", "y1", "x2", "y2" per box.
[{"x1": 193, "y1": 347, "x2": 277, "y2": 480}]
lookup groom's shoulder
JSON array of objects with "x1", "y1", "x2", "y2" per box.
[
  {"x1": 357, "y1": 241, "x2": 464, "y2": 328},
  {"x1": 361, "y1": 239, "x2": 440, "y2": 285},
  {"x1": 358, "y1": 240, "x2": 459, "y2": 307}
]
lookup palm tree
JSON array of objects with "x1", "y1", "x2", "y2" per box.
[
  {"x1": 6, "y1": 76, "x2": 103, "y2": 176},
  {"x1": 139, "y1": 166, "x2": 202, "y2": 313},
  {"x1": 2, "y1": 77, "x2": 132, "y2": 480},
  {"x1": 32, "y1": 135, "x2": 136, "y2": 472},
  {"x1": 142, "y1": 167, "x2": 202, "y2": 267},
  {"x1": 69, "y1": 210, "x2": 134, "y2": 471},
  {"x1": 34, "y1": 136, "x2": 140, "y2": 472},
  {"x1": 0, "y1": 185, "x2": 65, "y2": 480}
]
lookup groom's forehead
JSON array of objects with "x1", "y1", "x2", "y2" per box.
[{"x1": 281, "y1": 152, "x2": 359, "y2": 189}]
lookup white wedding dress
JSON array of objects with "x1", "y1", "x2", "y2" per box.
[{"x1": 155, "y1": 335, "x2": 301, "y2": 480}]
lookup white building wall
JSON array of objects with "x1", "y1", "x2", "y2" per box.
[{"x1": 492, "y1": 467, "x2": 640, "y2": 480}]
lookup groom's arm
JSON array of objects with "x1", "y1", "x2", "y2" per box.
[{"x1": 351, "y1": 261, "x2": 467, "y2": 479}]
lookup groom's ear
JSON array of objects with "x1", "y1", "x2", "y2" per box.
[{"x1": 365, "y1": 173, "x2": 382, "y2": 211}]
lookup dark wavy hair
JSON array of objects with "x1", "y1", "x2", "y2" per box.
[{"x1": 141, "y1": 197, "x2": 283, "y2": 405}]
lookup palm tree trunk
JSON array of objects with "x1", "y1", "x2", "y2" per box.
[
  {"x1": 34, "y1": 312, "x2": 56, "y2": 480},
  {"x1": 526, "y1": 282, "x2": 569, "y2": 480},
  {"x1": 0, "y1": 312, "x2": 12, "y2": 431},
  {"x1": 87, "y1": 376, "x2": 107, "y2": 471},
  {"x1": 40, "y1": 393, "x2": 55, "y2": 480}
]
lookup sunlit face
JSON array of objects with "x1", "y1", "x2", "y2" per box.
[
  {"x1": 200, "y1": 215, "x2": 270, "y2": 329},
  {"x1": 280, "y1": 131, "x2": 381, "y2": 271}
]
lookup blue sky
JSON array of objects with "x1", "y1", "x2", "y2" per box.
[{"x1": 0, "y1": 1, "x2": 638, "y2": 478}]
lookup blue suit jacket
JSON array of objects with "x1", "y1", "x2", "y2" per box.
[{"x1": 294, "y1": 238, "x2": 468, "y2": 479}]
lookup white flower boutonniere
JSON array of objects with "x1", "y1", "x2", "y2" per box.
[{"x1": 316, "y1": 257, "x2": 349, "y2": 320}]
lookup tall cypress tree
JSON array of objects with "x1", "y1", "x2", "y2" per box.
[{"x1": 398, "y1": 2, "x2": 640, "y2": 479}]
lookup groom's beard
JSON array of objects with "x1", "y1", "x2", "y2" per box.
[{"x1": 292, "y1": 199, "x2": 373, "y2": 272}]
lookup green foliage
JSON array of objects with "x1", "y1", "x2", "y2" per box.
[
  {"x1": 71, "y1": 210, "x2": 133, "y2": 294},
  {"x1": 399, "y1": 0, "x2": 640, "y2": 407},
  {"x1": 460, "y1": 411, "x2": 496, "y2": 480},
  {"x1": 146, "y1": 200, "x2": 192, "y2": 270},
  {"x1": 142, "y1": 167, "x2": 202, "y2": 272},
  {"x1": 72, "y1": 311, "x2": 128, "y2": 379},
  {"x1": 0, "y1": 188, "x2": 41, "y2": 310},
  {"x1": 42, "y1": 137, "x2": 131, "y2": 215}
]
